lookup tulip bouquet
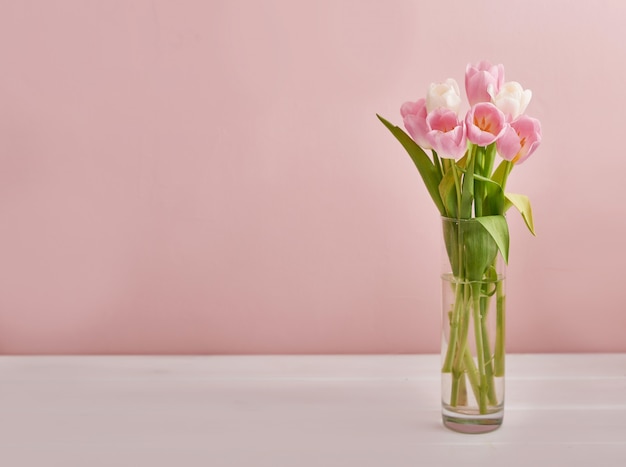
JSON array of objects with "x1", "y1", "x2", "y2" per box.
[{"x1": 377, "y1": 61, "x2": 541, "y2": 425}]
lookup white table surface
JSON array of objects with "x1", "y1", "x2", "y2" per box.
[{"x1": 1, "y1": 354, "x2": 625, "y2": 466}]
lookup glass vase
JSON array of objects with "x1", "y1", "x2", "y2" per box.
[{"x1": 440, "y1": 217, "x2": 506, "y2": 433}]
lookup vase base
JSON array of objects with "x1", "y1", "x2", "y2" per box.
[{"x1": 442, "y1": 408, "x2": 503, "y2": 434}]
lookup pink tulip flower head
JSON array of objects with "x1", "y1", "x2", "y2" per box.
[
  {"x1": 496, "y1": 116, "x2": 542, "y2": 165},
  {"x1": 465, "y1": 61, "x2": 505, "y2": 106},
  {"x1": 401, "y1": 99, "x2": 431, "y2": 149},
  {"x1": 465, "y1": 102, "x2": 507, "y2": 146},
  {"x1": 425, "y1": 108, "x2": 467, "y2": 160}
]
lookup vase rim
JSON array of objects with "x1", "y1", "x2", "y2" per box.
[
  {"x1": 441, "y1": 216, "x2": 479, "y2": 222},
  {"x1": 441, "y1": 215, "x2": 506, "y2": 222}
]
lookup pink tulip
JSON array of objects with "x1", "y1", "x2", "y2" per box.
[
  {"x1": 401, "y1": 99, "x2": 431, "y2": 149},
  {"x1": 465, "y1": 102, "x2": 507, "y2": 146},
  {"x1": 496, "y1": 116, "x2": 542, "y2": 165},
  {"x1": 465, "y1": 61, "x2": 505, "y2": 106},
  {"x1": 425, "y1": 108, "x2": 467, "y2": 160}
]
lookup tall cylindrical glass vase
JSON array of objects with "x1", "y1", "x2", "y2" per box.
[{"x1": 440, "y1": 217, "x2": 506, "y2": 433}]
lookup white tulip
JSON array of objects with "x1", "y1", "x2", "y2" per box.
[
  {"x1": 493, "y1": 81, "x2": 532, "y2": 121},
  {"x1": 426, "y1": 78, "x2": 462, "y2": 114}
]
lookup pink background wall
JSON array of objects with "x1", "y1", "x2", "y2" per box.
[{"x1": 0, "y1": 0, "x2": 624, "y2": 354}]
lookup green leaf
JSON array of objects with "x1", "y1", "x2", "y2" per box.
[
  {"x1": 438, "y1": 169, "x2": 458, "y2": 218},
  {"x1": 505, "y1": 193, "x2": 536, "y2": 236},
  {"x1": 475, "y1": 215, "x2": 510, "y2": 264},
  {"x1": 472, "y1": 173, "x2": 504, "y2": 216},
  {"x1": 377, "y1": 115, "x2": 446, "y2": 215},
  {"x1": 443, "y1": 218, "x2": 499, "y2": 281},
  {"x1": 462, "y1": 221, "x2": 499, "y2": 281},
  {"x1": 432, "y1": 150, "x2": 443, "y2": 179},
  {"x1": 473, "y1": 146, "x2": 486, "y2": 217},
  {"x1": 491, "y1": 160, "x2": 509, "y2": 186}
]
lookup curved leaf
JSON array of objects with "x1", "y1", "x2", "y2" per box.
[
  {"x1": 491, "y1": 159, "x2": 511, "y2": 186},
  {"x1": 377, "y1": 115, "x2": 446, "y2": 215},
  {"x1": 438, "y1": 169, "x2": 458, "y2": 218},
  {"x1": 475, "y1": 215, "x2": 509, "y2": 264},
  {"x1": 505, "y1": 193, "x2": 536, "y2": 236}
]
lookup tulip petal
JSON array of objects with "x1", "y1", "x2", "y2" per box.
[
  {"x1": 401, "y1": 99, "x2": 431, "y2": 149},
  {"x1": 465, "y1": 103, "x2": 507, "y2": 146},
  {"x1": 426, "y1": 79, "x2": 462, "y2": 114},
  {"x1": 508, "y1": 116, "x2": 542, "y2": 164},
  {"x1": 496, "y1": 125, "x2": 522, "y2": 161},
  {"x1": 465, "y1": 61, "x2": 505, "y2": 106},
  {"x1": 425, "y1": 108, "x2": 467, "y2": 159}
]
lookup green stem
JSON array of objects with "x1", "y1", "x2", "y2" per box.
[
  {"x1": 442, "y1": 280, "x2": 470, "y2": 372},
  {"x1": 484, "y1": 142, "x2": 497, "y2": 177},
  {"x1": 474, "y1": 147, "x2": 484, "y2": 217},
  {"x1": 442, "y1": 209, "x2": 466, "y2": 378},
  {"x1": 460, "y1": 145, "x2": 476, "y2": 218},
  {"x1": 500, "y1": 160, "x2": 514, "y2": 192},
  {"x1": 479, "y1": 292, "x2": 497, "y2": 406},
  {"x1": 442, "y1": 282, "x2": 464, "y2": 373},
  {"x1": 456, "y1": 370, "x2": 468, "y2": 406},
  {"x1": 471, "y1": 283, "x2": 489, "y2": 414},
  {"x1": 495, "y1": 279, "x2": 506, "y2": 377},
  {"x1": 449, "y1": 283, "x2": 471, "y2": 407},
  {"x1": 449, "y1": 287, "x2": 496, "y2": 411},
  {"x1": 451, "y1": 163, "x2": 462, "y2": 222},
  {"x1": 462, "y1": 345, "x2": 481, "y2": 405}
]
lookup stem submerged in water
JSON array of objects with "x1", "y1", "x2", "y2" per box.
[
  {"x1": 442, "y1": 272, "x2": 505, "y2": 414},
  {"x1": 495, "y1": 280, "x2": 506, "y2": 377},
  {"x1": 471, "y1": 282, "x2": 489, "y2": 414}
]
